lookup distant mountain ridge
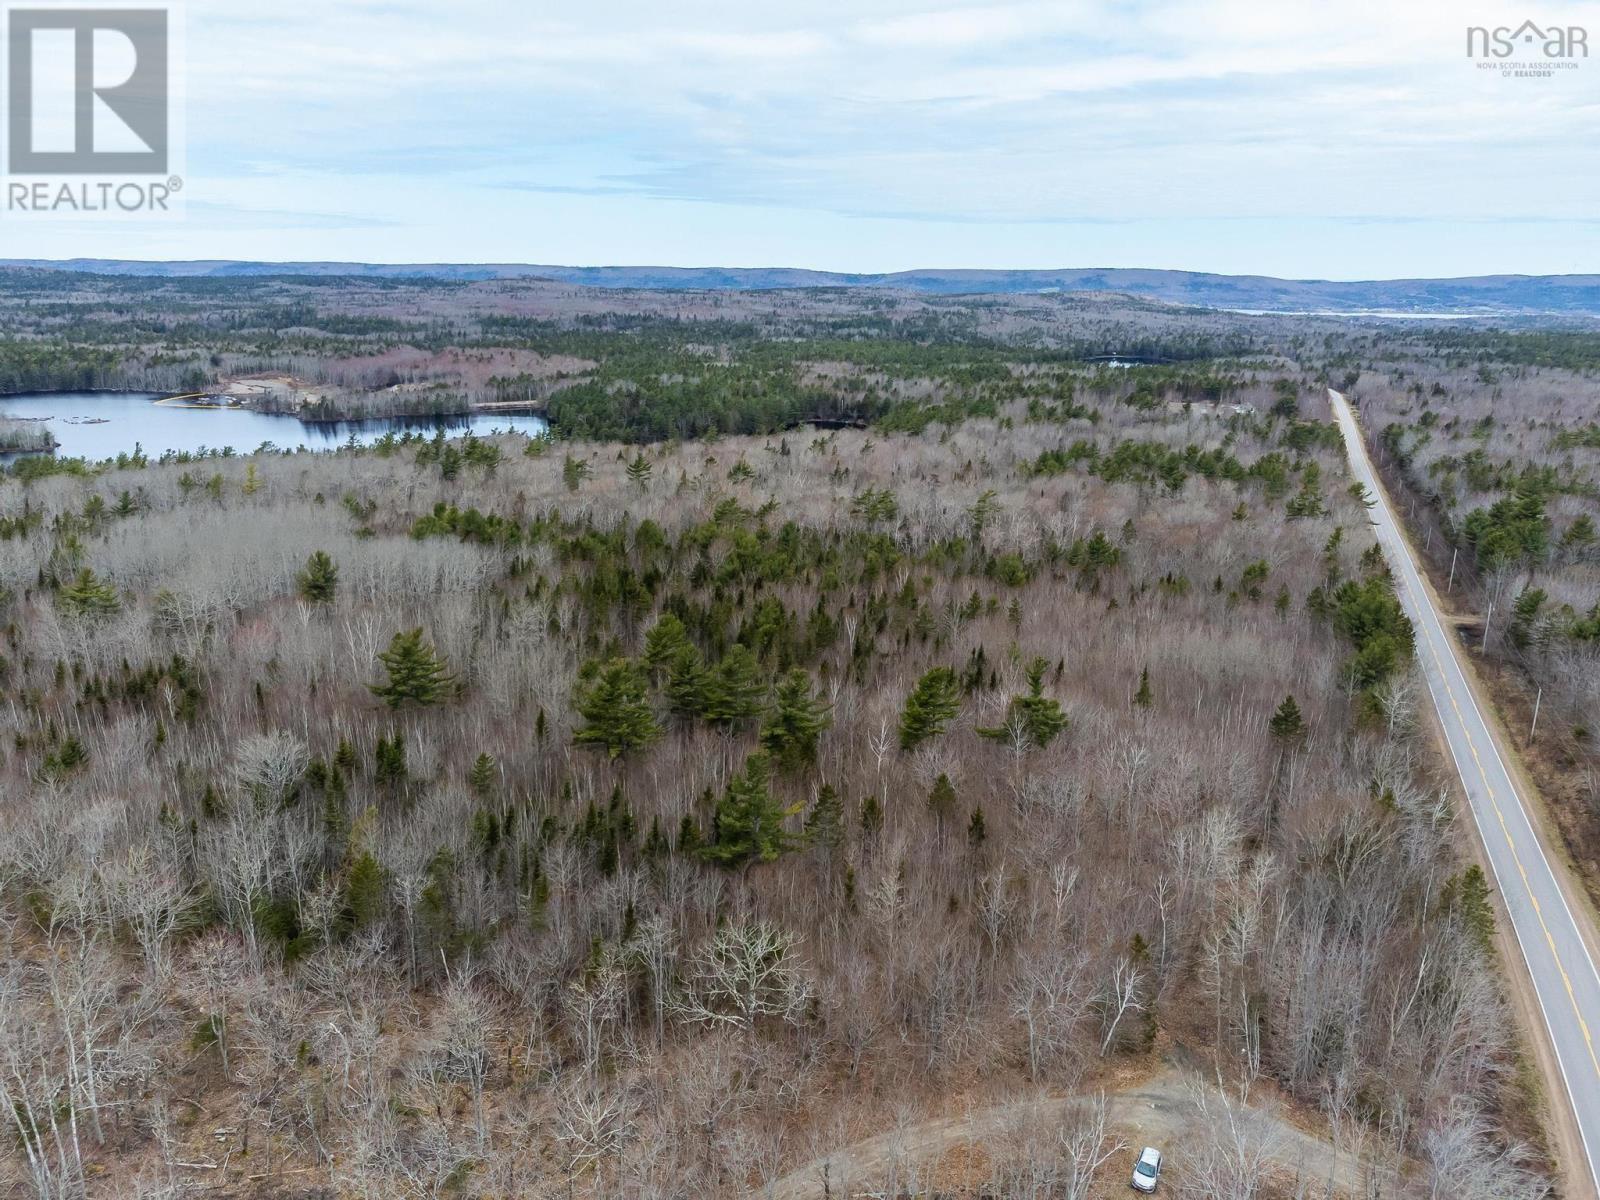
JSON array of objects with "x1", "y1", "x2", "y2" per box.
[{"x1": 6, "y1": 259, "x2": 1600, "y2": 315}]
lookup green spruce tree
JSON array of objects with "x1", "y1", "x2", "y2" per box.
[
  {"x1": 898, "y1": 666, "x2": 962, "y2": 750},
  {"x1": 1442, "y1": 864, "x2": 1496, "y2": 955},
  {"x1": 297, "y1": 550, "x2": 339, "y2": 604},
  {"x1": 374, "y1": 731, "x2": 407, "y2": 787},
  {"x1": 665, "y1": 643, "x2": 712, "y2": 719},
  {"x1": 701, "y1": 752, "x2": 801, "y2": 868},
  {"x1": 572, "y1": 658, "x2": 661, "y2": 759},
  {"x1": 927, "y1": 772, "x2": 958, "y2": 830},
  {"x1": 642, "y1": 613, "x2": 692, "y2": 676},
  {"x1": 59, "y1": 567, "x2": 120, "y2": 617},
  {"x1": 705, "y1": 644, "x2": 767, "y2": 725},
  {"x1": 344, "y1": 851, "x2": 387, "y2": 930},
  {"x1": 469, "y1": 752, "x2": 497, "y2": 796},
  {"x1": 805, "y1": 783, "x2": 844, "y2": 854},
  {"x1": 562, "y1": 455, "x2": 591, "y2": 492},
  {"x1": 370, "y1": 628, "x2": 456, "y2": 708},
  {"x1": 759, "y1": 668, "x2": 831, "y2": 769},
  {"x1": 977, "y1": 657, "x2": 1067, "y2": 749},
  {"x1": 1268, "y1": 694, "x2": 1307, "y2": 741},
  {"x1": 1133, "y1": 665, "x2": 1153, "y2": 709},
  {"x1": 859, "y1": 794, "x2": 883, "y2": 839}
]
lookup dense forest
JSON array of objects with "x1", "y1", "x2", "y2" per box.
[
  {"x1": 0, "y1": 267, "x2": 1280, "y2": 429},
  {"x1": 0, "y1": 310, "x2": 1554, "y2": 1198},
  {"x1": 1354, "y1": 360, "x2": 1600, "y2": 929}
]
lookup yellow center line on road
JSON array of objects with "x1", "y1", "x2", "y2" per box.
[
  {"x1": 1404, "y1": 489, "x2": 1600, "y2": 1086},
  {"x1": 1336, "y1": 390, "x2": 1600, "y2": 1193}
]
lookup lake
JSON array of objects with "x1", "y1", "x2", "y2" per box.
[{"x1": 0, "y1": 391, "x2": 549, "y2": 462}]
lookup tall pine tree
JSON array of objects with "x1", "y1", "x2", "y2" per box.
[
  {"x1": 805, "y1": 783, "x2": 844, "y2": 854},
  {"x1": 1269, "y1": 694, "x2": 1307, "y2": 741},
  {"x1": 59, "y1": 567, "x2": 120, "y2": 617},
  {"x1": 1133, "y1": 665, "x2": 1154, "y2": 709},
  {"x1": 759, "y1": 668, "x2": 831, "y2": 769},
  {"x1": 977, "y1": 657, "x2": 1067, "y2": 749},
  {"x1": 665, "y1": 643, "x2": 712, "y2": 719},
  {"x1": 898, "y1": 667, "x2": 962, "y2": 750},
  {"x1": 928, "y1": 773, "x2": 958, "y2": 830},
  {"x1": 642, "y1": 613, "x2": 692, "y2": 676},
  {"x1": 573, "y1": 658, "x2": 661, "y2": 759},
  {"x1": 370, "y1": 628, "x2": 456, "y2": 708},
  {"x1": 705, "y1": 644, "x2": 767, "y2": 725},
  {"x1": 701, "y1": 752, "x2": 801, "y2": 868},
  {"x1": 297, "y1": 550, "x2": 339, "y2": 604}
]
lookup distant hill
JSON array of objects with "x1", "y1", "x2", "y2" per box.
[{"x1": 7, "y1": 259, "x2": 1600, "y2": 315}]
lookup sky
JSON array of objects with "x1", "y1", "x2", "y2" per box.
[{"x1": 4, "y1": 0, "x2": 1600, "y2": 277}]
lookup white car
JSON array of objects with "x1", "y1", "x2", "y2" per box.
[{"x1": 1131, "y1": 1146, "x2": 1162, "y2": 1192}]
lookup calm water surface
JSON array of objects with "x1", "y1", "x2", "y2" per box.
[{"x1": 0, "y1": 392, "x2": 548, "y2": 461}]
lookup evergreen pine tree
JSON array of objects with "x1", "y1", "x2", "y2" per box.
[
  {"x1": 805, "y1": 783, "x2": 844, "y2": 853},
  {"x1": 374, "y1": 731, "x2": 407, "y2": 787},
  {"x1": 573, "y1": 658, "x2": 661, "y2": 759},
  {"x1": 665, "y1": 644, "x2": 712, "y2": 719},
  {"x1": 344, "y1": 851, "x2": 387, "y2": 930},
  {"x1": 1560, "y1": 513, "x2": 1597, "y2": 557},
  {"x1": 1133, "y1": 665, "x2": 1153, "y2": 709},
  {"x1": 370, "y1": 628, "x2": 456, "y2": 708},
  {"x1": 469, "y1": 752, "x2": 497, "y2": 796},
  {"x1": 321, "y1": 786, "x2": 347, "y2": 847},
  {"x1": 1443, "y1": 864, "x2": 1496, "y2": 955},
  {"x1": 626, "y1": 453, "x2": 653, "y2": 491},
  {"x1": 968, "y1": 489, "x2": 999, "y2": 538},
  {"x1": 676, "y1": 813, "x2": 702, "y2": 855},
  {"x1": 1269, "y1": 694, "x2": 1307, "y2": 741},
  {"x1": 438, "y1": 445, "x2": 462, "y2": 481},
  {"x1": 59, "y1": 567, "x2": 120, "y2": 617},
  {"x1": 562, "y1": 455, "x2": 590, "y2": 492},
  {"x1": 642, "y1": 613, "x2": 692, "y2": 676},
  {"x1": 759, "y1": 668, "x2": 831, "y2": 769},
  {"x1": 1509, "y1": 585, "x2": 1548, "y2": 651},
  {"x1": 642, "y1": 815, "x2": 669, "y2": 860},
  {"x1": 927, "y1": 772, "x2": 958, "y2": 828},
  {"x1": 701, "y1": 752, "x2": 801, "y2": 868},
  {"x1": 859, "y1": 794, "x2": 883, "y2": 838},
  {"x1": 297, "y1": 550, "x2": 339, "y2": 604},
  {"x1": 898, "y1": 666, "x2": 962, "y2": 750},
  {"x1": 967, "y1": 805, "x2": 988, "y2": 846},
  {"x1": 977, "y1": 657, "x2": 1067, "y2": 749},
  {"x1": 705, "y1": 644, "x2": 767, "y2": 725}
]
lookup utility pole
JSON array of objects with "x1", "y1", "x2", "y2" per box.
[
  {"x1": 1447, "y1": 547, "x2": 1458, "y2": 593},
  {"x1": 1484, "y1": 599, "x2": 1495, "y2": 651},
  {"x1": 1530, "y1": 687, "x2": 1543, "y2": 743}
]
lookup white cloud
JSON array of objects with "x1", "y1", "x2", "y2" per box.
[{"x1": 17, "y1": 0, "x2": 1600, "y2": 272}]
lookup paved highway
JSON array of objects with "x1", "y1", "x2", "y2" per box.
[{"x1": 1330, "y1": 388, "x2": 1600, "y2": 1194}]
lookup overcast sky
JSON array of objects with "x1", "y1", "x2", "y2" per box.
[{"x1": 6, "y1": 0, "x2": 1600, "y2": 276}]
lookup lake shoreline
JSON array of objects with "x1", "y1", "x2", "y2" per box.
[
  {"x1": 155, "y1": 389, "x2": 546, "y2": 424},
  {"x1": 0, "y1": 390, "x2": 549, "y2": 461}
]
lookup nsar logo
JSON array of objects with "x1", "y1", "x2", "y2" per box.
[{"x1": 1467, "y1": 19, "x2": 1588, "y2": 79}]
